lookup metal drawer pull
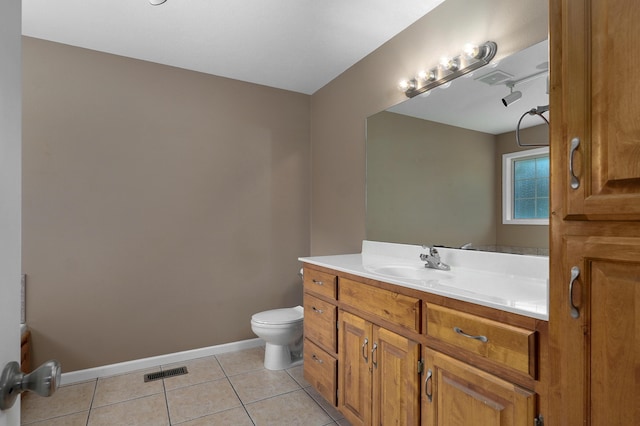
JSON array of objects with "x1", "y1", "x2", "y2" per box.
[
  {"x1": 312, "y1": 279, "x2": 324, "y2": 286},
  {"x1": 312, "y1": 354, "x2": 323, "y2": 364},
  {"x1": 569, "y1": 266, "x2": 580, "y2": 319},
  {"x1": 371, "y1": 343, "x2": 378, "y2": 368},
  {"x1": 424, "y1": 368, "x2": 433, "y2": 402},
  {"x1": 362, "y1": 338, "x2": 369, "y2": 363},
  {"x1": 311, "y1": 306, "x2": 323, "y2": 314},
  {"x1": 569, "y1": 137, "x2": 580, "y2": 189},
  {"x1": 453, "y1": 327, "x2": 488, "y2": 343}
]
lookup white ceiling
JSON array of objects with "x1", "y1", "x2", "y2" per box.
[
  {"x1": 22, "y1": 0, "x2": 446, "y2": 95},
  {"x1": 388, "y1": 40, "x2": 549, "y2": 135}
]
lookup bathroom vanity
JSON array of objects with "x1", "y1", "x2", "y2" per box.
[{"x1": 300, "y1": 241, "x2": 548, "y2": 426}]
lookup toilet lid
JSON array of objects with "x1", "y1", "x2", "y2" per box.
[{"x1": 252, "y1": 307, "x2": 304, "y2": 325}]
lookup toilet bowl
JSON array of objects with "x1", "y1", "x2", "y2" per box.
[{"x1": 251, "y1": 306, "x2": 304, "y2": 370}]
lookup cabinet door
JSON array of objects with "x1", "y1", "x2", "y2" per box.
[
  {"x1": 338, "y1": 310, "x2": 372, "y2": 426},
  {"x1": 551, "y1": 236, "x2": 640, "y2": 425},
  {"x1": 372, "y1": 326, "x2": 420, "y2": 426},
  {"x1": 422, "y1": 349, "x2": 536, "y2": 426},
  {"x1": 557, "y1": 0, "x2": 640, "y2": 219}
]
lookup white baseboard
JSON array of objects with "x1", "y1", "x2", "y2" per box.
[{"x1": 61, "y1": 338, "x2": 265, "y2": 385}]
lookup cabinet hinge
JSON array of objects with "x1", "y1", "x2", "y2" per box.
[
  {"x1": 534, "y1": 414, "x2": 544, "y2": 426},
  {"x1": 336, "y1": 320, "x2": 339, "y2": 330},
  {"x1": 417, "y1": 359, "x2": 424, "y2": 374}
]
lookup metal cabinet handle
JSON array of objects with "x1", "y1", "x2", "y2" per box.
[
  {"x1": 312, "y1": 279, "x2": 324, "y2": 286},
  {"x1": 569, "y1": 266, "x2": 580, "y2": 319},
  {"x1": 312, "y1": 354, "x2": 324, "y2": 364},
  {"x1": 1, "y1": 359, "x2": 62, "y2": 410},
  {"x1": 424, "y1": 368, "x2": 433, "y2": 403},
  {"x1": 371, "y1": 343, "x2": 378, "y2": 368},
  {"x1": 453, "y1": 327, "x2": 488, "y2": 343},
  {"x1": 311, "y1": 306, "x2": 323, "y2": 314},
  {"x1": 362, "y1": 338, "x2": 369, "y2": 363},
  {"x1": 569, "y1": 137, "x2": 581, "y2": 189}
]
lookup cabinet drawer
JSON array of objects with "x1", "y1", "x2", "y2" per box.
[
  {"x1": 303, "y1": 339, "x2": 337, "y2": 406},
  {"x1": 304, "y1": 294, "x2": 337, "y2": 353},
  {"x1": 427, "y1": 304, "x2": 537, "y2": 378},
  {"x1": 303, "y1": 268, "x2": 337, "y2": 300},
  {"x1": 339, "y1": 278, "x2": 421, "y2": 333}
]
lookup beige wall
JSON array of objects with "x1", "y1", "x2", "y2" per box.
[
  {"x1": 366, "y1": 112, "x2": 496, "y2": 247},
  {"x1": 310, "y1": 0, "x2": 548, "y2": 255},
  {"x1": 23, "y1": 37, "x2": 311, "y2": 371}
]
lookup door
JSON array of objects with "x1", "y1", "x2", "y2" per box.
[
  {"x1": 422, "y1": 349, "x2": 536, "y2": 426},
  {"x1": 372, "y1": 326, "x2": 420, "y2": 426},
  {"x1": 338, "y1": 310, "x2": 371, "y2": 426},
  {"x1": 0, "y1": 0, "x2": 23, "y2": 424},
  {"x1": 559, "y1": 0, "x2": 640, "y2": 219},
  {"x1": 553, "y1": 236, "x2": 640, "y2": 425}
]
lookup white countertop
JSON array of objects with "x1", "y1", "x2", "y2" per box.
[{"x1": 299, "y1": 241, "x2": 549, "y2": 321}]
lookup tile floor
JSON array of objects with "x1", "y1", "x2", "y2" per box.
[{"x1": 21, "y1": 346, "x2": 352, "y2": 426}]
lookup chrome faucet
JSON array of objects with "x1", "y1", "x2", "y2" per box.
[{"x1": 420, "y1": 247, "x2": 451, "y2": 271}]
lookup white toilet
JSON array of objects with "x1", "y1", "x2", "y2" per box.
[{"x1": 251, "y1": 306, "x2": 304, "y2": 370}]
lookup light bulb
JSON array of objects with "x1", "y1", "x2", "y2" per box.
[
  {"x1": 417, "y1": 70, "x2": 436, "y2": 82},
  {"x1": 398, "y1": 79, "x2": 416, "y2": 92},
  {"x1": 440, "y1": 57, "x2": 459, "y2": 72}
]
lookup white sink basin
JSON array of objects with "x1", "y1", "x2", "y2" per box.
[{"x1": 366, "y1": 263, "x2": 545, "y2": 304}]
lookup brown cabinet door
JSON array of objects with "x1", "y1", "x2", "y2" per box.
[
  {"x1": 372, "y1": 326, "x2": 420, "y2": 426},
  {"x1": 551, "y1": 236, "x2": 640, "y2": 425},
  {"x1": 558, "y1": 0, "x2": 640, "y2": 219},
  {"x1": 338, "y1": 310, "x2": 372, "y2": 426},
  {"x1": 422, "y1": 349, "x2": 536, "y2": 426}
]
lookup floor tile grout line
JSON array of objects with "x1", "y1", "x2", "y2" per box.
[
  {"x1": 213, "y1": 353, "x2": 257, "y2": 425},
  {"x1": 85, "y1": 378, "x2": 98, "y2": 426},
  {"x1": 161, "y1": 371, "x2": 172, "y2": 425},
  {"x1": 224, "y1": 373, "x2": 255, "y2": 423}
]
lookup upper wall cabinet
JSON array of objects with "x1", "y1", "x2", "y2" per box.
[{"x1": 560, "y1": 0, "x2": 640, "y2": 219}]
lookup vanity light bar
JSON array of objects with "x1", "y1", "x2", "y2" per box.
[{"x1": 400, "y1": 41, "x2": 498, "y2": 98}]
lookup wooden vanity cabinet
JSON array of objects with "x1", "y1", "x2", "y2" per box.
[
  {"x1": 422, "y1": 349, "x2": 536, "y2": 426},
  {"x1": 426, "y1": 304, "x2": 537, "y2": 379},
  {"x1": 337, "y1": 277, "x2": 422, "y2": 426},
  {"x1": 423, "y1": 301, "x2": 543, "y2": 426},
  {"x1": 302, "y1": 264, "x2": 547, "y2": 425},
  {"x1": 302, "y1": 267, "x2": 338, "y2": 405},
  {"x1": 339, "y1": 309, "x2": 421, "y2": 426}
]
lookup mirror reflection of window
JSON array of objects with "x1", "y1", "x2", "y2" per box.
[
  {"x1": 514, "y1": 156, "x2": 549, "y2": 219},
  {"x1": 503, "y1": 147, "x2": 549, "y2": 225}
]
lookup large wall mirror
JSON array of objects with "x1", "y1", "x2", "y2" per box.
[{"x1": 366, "y1": 39, "x2": 549, "y2": 255}]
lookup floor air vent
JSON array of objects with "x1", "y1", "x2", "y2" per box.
[{"x1": 144, "y1": 366, "x2": 188, "y2": 382}]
